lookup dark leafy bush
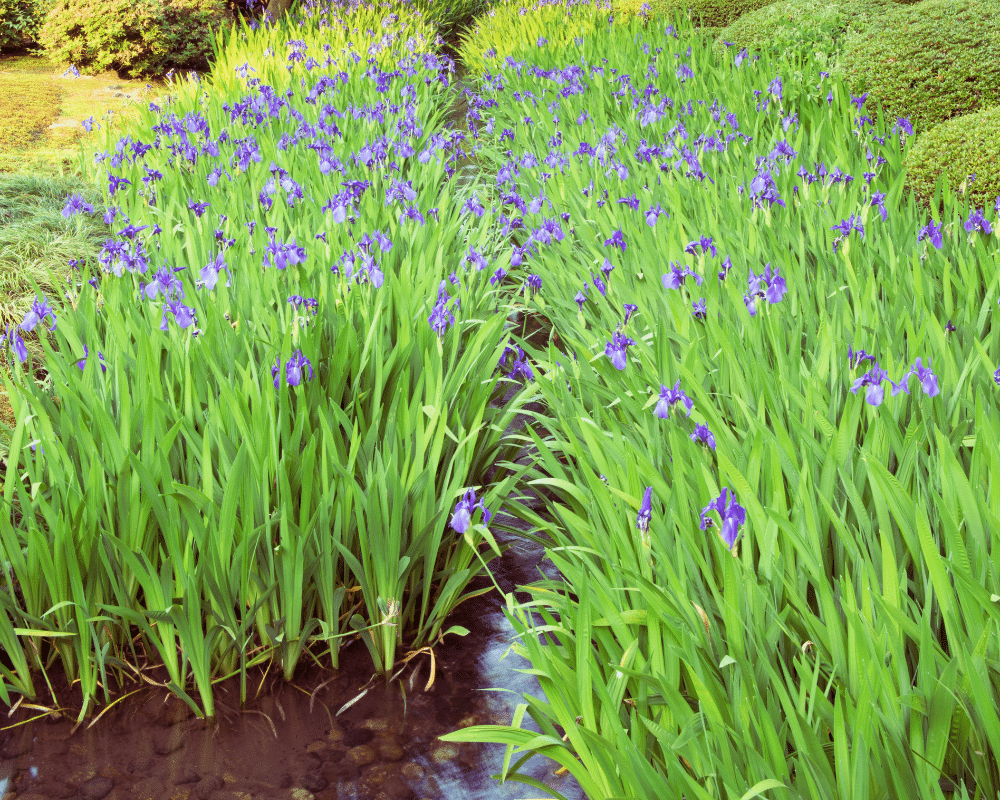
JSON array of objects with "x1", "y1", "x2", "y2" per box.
[
  {"x1": 904, "y1": 103, "x2": 1000, "y2": 213},
  {"x1": 0, "y1": 0, "x2": 52, "y2": 49},
  {"x1": 38, "y1": 0, "x2": 232, "y2": 78},
  {"x1": 837, "y1": 0, "x2": 1000, "y2": 130}
]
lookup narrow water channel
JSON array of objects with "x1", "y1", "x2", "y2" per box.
[{"x1": 0, "y1": 508, "x2": 584, "y2": 800}]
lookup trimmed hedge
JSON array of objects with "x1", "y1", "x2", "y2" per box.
[
  {"x1": 38, "y1": 0, "x2": 232, "y2": 78},
  {"x1": 837, "y1": 0, "x2": 1000, "y2": 130},
  {"x1": 710, "y1": 0, "x2": 898, "y2": 65},
  {"x1": 612, "y1": 0, "x2": 777, "y2": 28},
  {"x1": 904, "y1": 103, "x2": 1000, "y2": 213}
]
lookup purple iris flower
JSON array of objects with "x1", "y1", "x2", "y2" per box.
[
  {"x1": 499, "y1": 344, "x2": 534, "y2": 382},
  {"x1": 662, "y1": 262, "x2": 702, "y2": 290},
  {"x1": 848, "y1": 347, "x2": 875, "y2": 369},
  {"x1": 188, "y1": 199, "x2": 210, "y2": 217},
  {"x1": 604, "y1": 229, "x2": 626, "y2": 252},
  {"x1": 850, "y1": 362, "x2": 888, "y2": 406},
  {"x1": 62, "y1": 193, "x2": 95, "y2": 218},
  {"x1": 718, "y1": 255, "x2": 732, "y2": 281},
  {"x1": 449, "y1": 488, "x2": 492, "y2": 534},
  {"x1": 830, "y1": 214, "x2": 865, "y2": 252},
  {"x1": 4, "y1": 325, "x2": 28, "y2": 363},
  {"x1": 645, "y1": 203, "x2": 666, "y2": 226},
  {"x1": 964, "y1": 208, "x2": 993, "y2": 235},
  {"x1": 20, "y1": 296, "x2": 57, "y2": 332},
  {"x1": 692, "y1": 298, "x2": 707, "y2": 320},
  {"x1": 428, "y1": 281, "x2": 456, "y2": 336},
  {"x1": 870, "y1": 192, "x2": 888, "y2": 222},
  {"x1": 272, "y1": 350, "x2": 313, "y2": 389},
  {"x1": 690, "y1": 423, "x2": 716, "y2": 450},
  {"x1": 623, "y1": 303, "x2": 638, "y2": 324},
  {"x1": 891, "y1": 357, "x2": 940, "y2": 398},
  {"x1": 636, "y1": 486, "x2": 653, "y2": 534},
  {"x1": 605, "y1": 331, "x2": 635, "y2": 370},
  {"x1": 465, "y1": 247, "x2": 488, "y2": 271},
  {"x1": 654, "y1": 380, "x2": 693, "y2": 419},
  {"x1": 142, "y1": 267, "x2": 184, "y2": 302},
  {"x1": 575, "y1": 285, "x2": 588, "y2": 310},
  {"x1": 264, "y1": 236, "x2": 306, "y2": 270},
  {"x1": 917, "y1": 219, "x2": 943, "y2": 249},
  {"x1": 744, "y1": 264, "x2": 787, "y2": 314},
  {"x1": 699, "y1": 487, "x2": 746, "y2": 550},
  {"x1": 198, "y1": 252, "x2": 231, "y2": 291},
  {"x1": 768, "y1": 76, "x2": 783, "y2": 102},
  {"x1": 159, "y1": 299, "x2": 197, "y2": 331},
  {"x1": 683, "y1": 235, "x2": 716, "y2": 258},
  {"x1": 76, "y1": 345, "x2": 107, "y2": 372}
]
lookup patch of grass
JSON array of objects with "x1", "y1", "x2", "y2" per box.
[
  {"x1": 0, "y1": 171, "x2": 108, "y2": 350},
  {"x1": 0, "y1": 73, "x2": 62, "y2": 150},
  {"x1": 0, "y1": 171, "x2": 107, "y2": 452},
  {"x1": 0, "y1": 51, "x2": 174, "y2": 176}
]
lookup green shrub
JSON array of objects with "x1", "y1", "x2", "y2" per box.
[
  {"x1": 711, "y1": 0, "x2": 897, "y2": 66},
  {"x1": 37, "y1": 0, "x2": 232, "y2": 78},
  {"x1": 837, "y1": 0, "x2": 1000, "y2": 130},
  {"x1": 458, "y1": 0, "x2": 609, "y2": 78},
  {"x1": 904, "y1": 103, "x2": 1000, "y2": 213},
  {"x1": 613, "y1": 0, "x2": 777, "y2": 28},
  {"x1": 0, "y1": 0, "x2": 53, "y2": 49}
]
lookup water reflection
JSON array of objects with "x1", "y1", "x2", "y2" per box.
[{"x1": 0, "y1": 512, "x2": 584, "y2": 800}]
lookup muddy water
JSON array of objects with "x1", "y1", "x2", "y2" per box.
[{"x1": 0, "y1": 510, "x2": 584, "y2": 800}]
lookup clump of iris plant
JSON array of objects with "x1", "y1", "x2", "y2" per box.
[
  {"x1": 700, "y1": 487, "x2": 746, "y2": 550},
  {"x1": 428, "y1": 280, "x2": 458, "y2": 337},
  {"x1": 848, "y1": 348, "x2": 940, "y2": 406},
  {"x1": 4, "y1": 296, "x2": 58, "y2": 364},
  {"x1": 743, "y1": 263, "x2": 787, "y2": 316},
  {"x1": 662, "y1": 262, "x2": 702, "y2": 290}
]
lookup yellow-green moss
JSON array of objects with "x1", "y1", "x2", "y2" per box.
[
  {"x1": 0, "y1": 74, "x2": 61, "y2": 151},
  {"x1": 904, "y1": 103, "x2": 1000, "y2": 213},
  {"x1": 837, "y1": 0, "x2": 1000, "y2": 131}
]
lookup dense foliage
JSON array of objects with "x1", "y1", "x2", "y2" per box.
[
  {"x1": 3, "y1": 0, "x2": 1000, "y2": 796},
  {"x1": 37, "y1": 0, "x2": 232, "y2": 77},
  {"x1": 0, "y1": 0, "x2": 47, "y2": 49},
  {"x1": 905, "y1": 104, "x2": 1000, "y2": 214},
  {"x1": 710, "y1": 0, "x2": 897, "y2": 67},
  {"x1": 836, "y1": 0, "x2": 1000, "y2": 129}
]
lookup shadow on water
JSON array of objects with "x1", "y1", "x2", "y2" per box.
[{"x1": 0, "y1": 511, "x2": 584, "y2": 800}]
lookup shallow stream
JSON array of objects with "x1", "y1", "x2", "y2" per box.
[{"x1": 0, "y1": 510, "x2": 584, "y2": 800}]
